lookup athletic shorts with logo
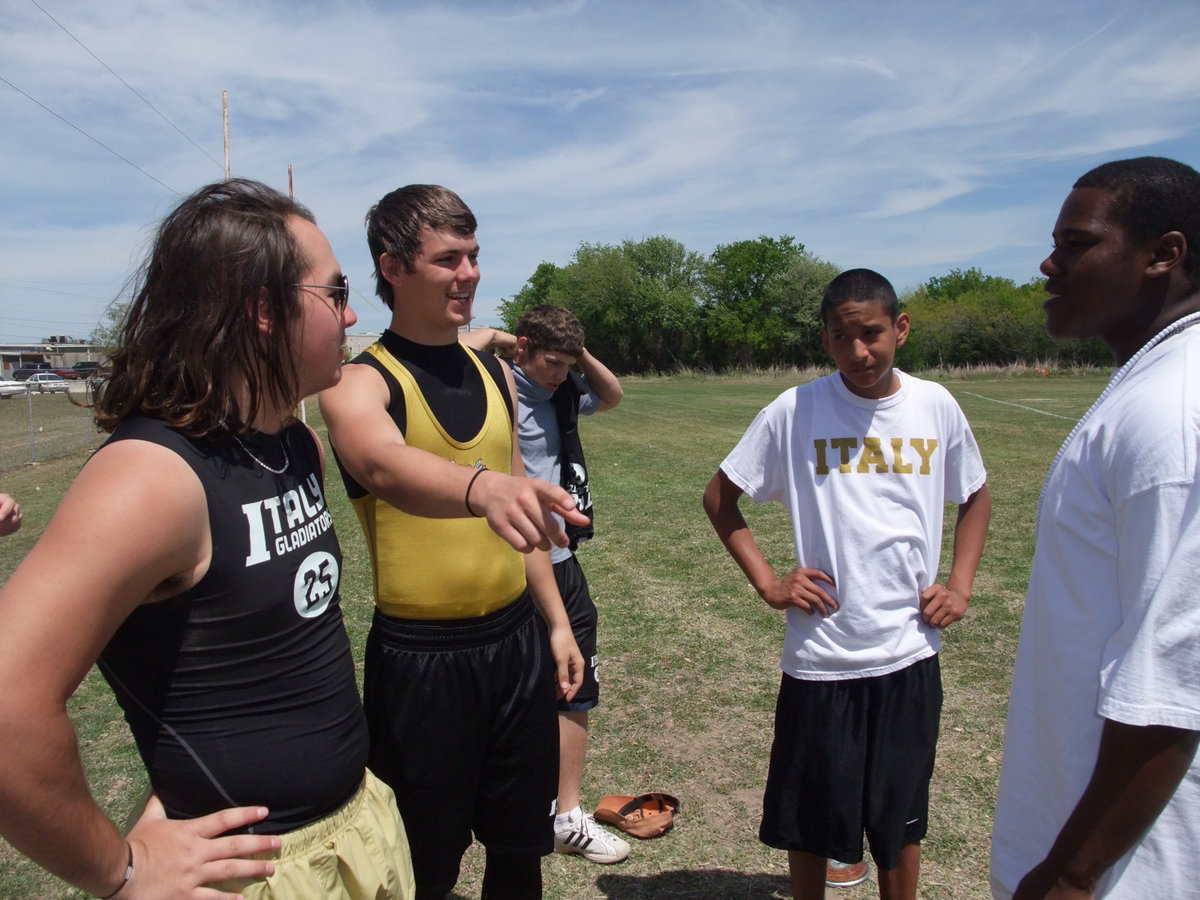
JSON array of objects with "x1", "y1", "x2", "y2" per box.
[
  {"x1": 759, "y1": 654, "x2": 942, "y2": 870},
  {"x1": 363, "y1": 593, "x2": 559, "y2": 896},
  {"x1": 554, "y1": 554, "x2": 599, "y2": 712}
]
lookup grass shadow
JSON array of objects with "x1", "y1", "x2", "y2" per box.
[{"x1": 596, "y1": 868, "x2": 791, "y2": 899}]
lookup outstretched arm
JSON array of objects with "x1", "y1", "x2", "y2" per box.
[
  {"x1": 1013, "y1": 720, "x2": 1199, "y2": 899},
  {"x1": 0, "y1": 442, "x2": 279, "y2": 898},
  {"x1": 703, "y1": 469, "x2": 836, "y2": 616},
  {"x1": 921, "y1": 482, "x2": 991, "y2": 628},
  {"x1": 577, "y1": 348, "x2": 623, "y2": 411},
  {"x1": 319, "y1": 363, "x2": 587, "y2": 552}
]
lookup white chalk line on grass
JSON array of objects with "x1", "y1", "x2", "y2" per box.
[{"x1": 959, "y1": 390, "x2": 1077, "y2": 421}]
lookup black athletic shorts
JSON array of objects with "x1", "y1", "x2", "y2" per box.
[
  {"x1": 363, "y1": 593, "x2": 559, "y2": 896},
  {"x1": 759, "y1": 654, "x2": 942, "y2": 871},
  {"x1": 553, "y1": 554, "x2": 600, "y2": 712}
]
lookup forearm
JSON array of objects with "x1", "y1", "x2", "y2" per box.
[
  {"x1": 352, "y1": 443, "x2": 489, "y2": 519},
  {"x1": 525, "y1": 549, "x2": 570, "y2": 631},
  {"x1": 1033, "y1": 720, "x2": 1199, "y2": 892},
  {"x1": 0, "y1": 709, "x2": 127, "y2": 895},
  {"x1": 946, "y1": 483, "x2": 991, "y2": 597},
  {"x1": 703, "y1": 473, "x2": 776, "y2": 597},
  {"x1": 578, "y1": 349, "x2": 623, "y2": 409},
  {"x1": 461, "y1": 327, "x2": 516, "y2": 357}
]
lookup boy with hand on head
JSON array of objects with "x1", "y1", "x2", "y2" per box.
[
  {"x1": 704, "y1": 268, "x2": 991, "y2": 900},
  {"x1": 467, "y1": 305, "x2": 627, "y2": 865}
]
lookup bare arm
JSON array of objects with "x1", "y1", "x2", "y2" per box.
[
  {"x1": 498, "y1": 361, "x2": 584, "y2": 698},
  {"x1": 702, "y1": 469, "x2": 836, "y2": 616},
  {"x1": 460, "y1": 327, "x2": 517, "y2": 358},
  {"x1": 921, "y1": 482, "x2": 991, "y2": 628},
  {"x1": 0, "y1": 442, "x2": 279, "y2": 898},
  {"x1": 319, "y1": 363, "x2": 587, "y2": 553},
  {"x1": 1013, "y1": 720, "x2": 1199, "y2": 899},
  {"x1": 577, "y1": 348, "x2": 623, "y2": 411}
]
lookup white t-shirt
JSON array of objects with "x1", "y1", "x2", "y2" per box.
[
  {"x1": 721, "y1": 370, "x2": 987, "y2": 680},
  {"x1": 990, "y1": 317, "x2": 1200, "y2": 899}
]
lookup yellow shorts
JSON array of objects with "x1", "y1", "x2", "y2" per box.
[{"x1": 208, "y1": 770, "x2": 414, "y2": 900}]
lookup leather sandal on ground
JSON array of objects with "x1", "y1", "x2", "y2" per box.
[{"x1": 594, "y1": 792, "x2": 680, "y2": 838}]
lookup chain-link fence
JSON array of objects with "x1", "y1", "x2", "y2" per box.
[{"x1": 0, "y1": 384, "x2": 103, "y2": 473}]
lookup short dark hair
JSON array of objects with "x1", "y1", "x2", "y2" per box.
[
  {"x1": 365, "y1": 185, "x2": 477, "y2": 310},
  {"x1": 820, "y1": 268, "x2": 899, "y2": 323},
  {"x1": 514, "y1": 305, "x2": 585, "y2": 356},
  {"x1": 1074, "y1": 157, "x2": 1200, "y2": 292},
  {"x1": 96, "y1": 179, "x2": 315, "y2": 437}
]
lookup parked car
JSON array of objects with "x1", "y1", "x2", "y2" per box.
[
  {"x1": 0, "y1": 378, "x2": 30, "y2": 399},
  {"x1": 12, "y1": 364, "x2": 53, "y2": 381},
  {"x1": 25, "y1": 372, "x2": 71, "y2": 393},
  {"x1": 72, "y1": 361, "x2": 103, "y2": 376}
]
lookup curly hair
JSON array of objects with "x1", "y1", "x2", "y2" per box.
[{"x1": 514, "y1": 304, "x2": 585, "y2": 356}]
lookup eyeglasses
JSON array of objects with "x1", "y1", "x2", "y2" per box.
[{"x1": 293, "y1": 274, "x2": 350, "y2": 312}]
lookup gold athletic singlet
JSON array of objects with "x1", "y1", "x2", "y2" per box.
[{"x1": 350, "y1": 342, "x2": 527, "y2": 619}]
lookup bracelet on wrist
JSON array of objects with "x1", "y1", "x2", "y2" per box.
[
  {"x1": 98, "y1": 842, "x2": 133, "y2": 898},
  {"x1": 465, "y1": 467, "x2": 486, "y2": 517}
]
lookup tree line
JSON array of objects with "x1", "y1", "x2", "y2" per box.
[{"x1": 498, "y1": 235, "x2": 1109, "y2": 374}]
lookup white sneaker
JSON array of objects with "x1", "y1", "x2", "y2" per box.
[{"x1": 554, "y1": 808, "x2": 630, "y2": 864}]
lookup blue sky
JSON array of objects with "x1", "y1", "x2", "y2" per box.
[{"x1": 2, "y1": 0, "x2": 1198, "y2": 343}]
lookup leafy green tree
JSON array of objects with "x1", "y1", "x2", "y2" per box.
[
  {"x1": 502, "y1": 237, "x2": 706, "y2": 372},
  {"x1": 88, "y1": 300, "x2": 128, "y2": 359},
  {"x1": 898, "y1": 269, "x2": 1108, "y2": 368},
  {"x1": 701, "y1": 235, "x2": 839, "y2": 369},
  {"x1": 498, "y1": 262, "x2": 561, "y2": 326},
  {"x1": 769, "y1": 251, "x2": 842, "y2": 367}
]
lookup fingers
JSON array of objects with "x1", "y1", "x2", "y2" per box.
[
  {"x1": 530, "y1": 480, "x2": 589, "y2": 526},
  {"x1": 790, "y1": 570, "x2": 837, "y2": 615},
  {"x1": 556, "y1": 665, "x2": 578, "y2": 702},
  {"x1": 568, "y1": 652, "x2": 584, "y2": 696},
  {"x1": 0, "y1": 493, "x2": 20, "y2": 536},
  {"x1": 487, "y1": 515, "x2": 550, "y2": 554},
  {"x1": 482, "y1": 477, "x2": 578, "y2": 553},
  {"x1": 920, "y1": 585, "x2": 966, "y2": 628},
  {"x1": 191, "y1": 805, "x2": 272, "y2": 840},
  {"x1": 806, "y1": 568, "x2": 835, "y2": 587},
  {"x1": 124, "y1": 803, "x2": 278, "y2": 898},
  {"x1": 190, "y1": 849, "x2": 277, "y2": 892}
]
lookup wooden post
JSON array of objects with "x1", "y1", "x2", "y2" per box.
[{"x1": 223, "y1": 91, "x2": 230, "y2": 181}]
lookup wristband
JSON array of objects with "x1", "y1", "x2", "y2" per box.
[
  {"x1": 465, "y1": 467, "x2": 486, "y2": 517},
  {"x1": 98, "y1": 842, "x2": 133, "y2": 898}
]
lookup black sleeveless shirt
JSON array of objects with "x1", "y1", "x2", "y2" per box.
[{"x1": 96, "y1": 417, "x2": 368, "y2": 833}]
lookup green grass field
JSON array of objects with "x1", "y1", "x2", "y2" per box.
[{"x1": 0, "y1": 370, "x2": 1108, "y2": 899}]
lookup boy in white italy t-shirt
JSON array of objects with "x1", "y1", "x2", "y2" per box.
[{"x1": 704, "y1": 268, "x2": 991, "y2": 900}]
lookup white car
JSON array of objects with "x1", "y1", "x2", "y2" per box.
[
  {"x1": 0, "y1": 377, "x2": 30, "y2": 399},
  {"x1": 25, "y1": 372, "x2": 71, "y2": 393}
]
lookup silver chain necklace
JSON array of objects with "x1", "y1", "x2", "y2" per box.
[{"x1": 233, "y1": 433, "x2": 290, "y2": 474}]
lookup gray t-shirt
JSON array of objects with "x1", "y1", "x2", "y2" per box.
[{"x1": 509, "y1": 360, "x2": 600, "y2": 563}]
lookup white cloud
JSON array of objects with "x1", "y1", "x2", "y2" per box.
[{"x1": 2, "y1": 0, "x2": 1198, "y2": 341}]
